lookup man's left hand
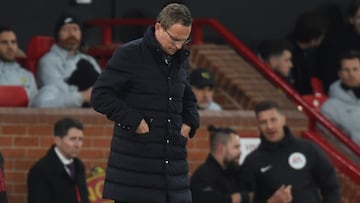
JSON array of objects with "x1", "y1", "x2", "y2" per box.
[{"x1": 180, "y1": 124, "x2": 191, "y2": 138}]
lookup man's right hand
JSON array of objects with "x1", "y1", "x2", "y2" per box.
[
  {"x1": 135, "y1": 119, "x2": 149, "y2": 134},
  {"x1": 231, "y1": 192, "x2": 241, "y2": 203},
  {"x1": 267, "y1": 185, "x2": 292, "y2": 203},
  {"x1": 80, "y1": 87, "x2": 93, "y2": 103}
]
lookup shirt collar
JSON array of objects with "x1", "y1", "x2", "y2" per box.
[{"x1": 54, "y1": 146, "x2": 73, "y2": 165}]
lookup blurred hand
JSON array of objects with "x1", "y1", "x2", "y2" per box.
[
  {"x1": 135, "y1": 119, "x2": 149, "y2": 134},
  {"x1": 267, "y1": 185, "x2": 292, "y2": 203},
  {"x1": 180, "y1": 124, "x2": 191, "y2": 138},
  {"x1": 231, "y1": 192, "x2": 241, "y2": 203},
  {"x1": 80, "y1": 87, "x2": 93, "y2": 103},
  {"x1": 16, "y1": 48, "x2": 26, "y2": 58}
]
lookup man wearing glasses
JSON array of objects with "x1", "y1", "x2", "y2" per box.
[{"x1": 91, "y1": 3, "x2": 199, "y2": 203}]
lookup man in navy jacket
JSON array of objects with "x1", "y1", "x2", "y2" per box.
[{"x1": 91, "y1": 3, "x2": 199, "y2": 203}]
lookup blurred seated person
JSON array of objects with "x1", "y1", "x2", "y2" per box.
[
  {"x1": 27, "y1": 117, "x2": 89, "y2": 203},
  {"x1": 288, "y1": 11, "x2": 326, "y2": 94},
  {"x1": 0, "y1": 25, "x2": 37, "y2": 104},
  {"x1": 30, "y1": 59, "x2": 99, "y2": 108},
  {"x1": 191, "y1": 125, "x2": 250, "y2": 203},
  {"x1": 190, "y1": 68, "x2": 222, "y2": 111},
  {"x1": 257, "y1": 39, "x2": 294, "y2": 85},
  {"x1": 36, "y1": 14, "x2": 101, "y2": 106},
  {"x1": 319, "y1": 0, "x2": 360, "y2": 92},
  {"x1": 321, "y1": 50, "x2": 360, "y2": 146}
]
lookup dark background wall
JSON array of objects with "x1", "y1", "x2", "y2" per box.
[{"x1": 1, "y1": 0, "x2": 352, "y2": 51}]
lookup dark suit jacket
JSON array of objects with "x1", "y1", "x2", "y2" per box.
[
  {"x1": 0, "y1": 151, "x2": 7, "y2": 203},
  {"x1": 27, "y1": 145, "x2": 89, "y2": 203}
]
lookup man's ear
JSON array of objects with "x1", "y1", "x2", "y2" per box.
[
  {"x1": 268, "y1": 57, "x2": 278, "y2": 69},
  {"x1": 217, "y1": 144, "x2": 225, "y2": 156},
  {"x1": 155, "y1": 22, "x2": 162, "y2": 31},
  {"x1": 54, "y1": 136, "x2": 61, "y2": 146},
  {"x1": 281, "y1": 113, "x2": 287, "y2": 126},
  {"x1": 338, "y1": 69, "x2": 342, "y2": 78},
  {"x1": 349, "y1": 17, "x2": 355, "y2": 25}
]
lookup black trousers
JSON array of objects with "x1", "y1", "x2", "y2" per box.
[
  {"x1": 115, "y1": 200, "x2": 171, "y2": 203},
  {"x1": 115, "y1": 195, "x2": 171, "y2": 203},
  {"x1": 115, "y1": 201, "x2": 151, "y2": 203}
]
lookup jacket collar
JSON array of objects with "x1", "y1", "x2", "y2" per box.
[
  {"x1": 51, "y1": 44, "x2": 79, "y2": 60},
  {"x1": 206, "y1": 154, "x2": 223, "y2": 170},
  {"x1": 47, "y1": 145, "x2": 78, "y2": 172},
  {"x1": 340, "y1": 82, "x2": 360, "y2": 99},
  {"x1": 143, "y1": 26, "x2": 189, "y2": 67},
  {"x1": 206, "y1": 154, "x2": 238, "y2": 175},
  {"x1": 0, "y1": 60, "x2": 21, "y2": 70}
]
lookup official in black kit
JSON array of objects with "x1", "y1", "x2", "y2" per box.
[{"x1": 242, "y1": 101, "x2": 340, "y2": 203}]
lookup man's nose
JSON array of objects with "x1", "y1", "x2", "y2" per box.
[
  {"x1": 6, "y1": 42, "x2": 15, "y2": 48},
  {"x1": 74, "y1": 140, "x2": 82, "y2": 147},
  {"x1": 266, "y1": 122, "x2": 273, "y2": 129},
  {"x1": 174, "y1": 42, "x2": 183, "y2": 49}
]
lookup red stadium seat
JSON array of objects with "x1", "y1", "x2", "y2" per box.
[
  {"x1": 301, "y1": 94, "x2": 328, "y2": 130},
  {"x1": 25, "y1": 36, "x2": 54, "y2": 76},
  {"x1": 302, "y1": 94, "x2": 328, "y2": 110},
  {"x1": 311, "y1": 77, "x2": 325, "y2": 95},
  {"x1": 0, "y1": 86, "x2": 28, "y2": 107}
]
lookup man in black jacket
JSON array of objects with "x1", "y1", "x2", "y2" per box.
[
  {"x1": 27, "y1": 118, "x2": 89, "y2": 203},
  {"x1": 242, "y1": 101, "x2": 340, "y2": 203},
  {"x1": 191, "y1": 125, "x2": 250, "y2": 203},
  {"x1": 91, "y1": 3, "x2": 199, "y2": 203},
  {"x1": 319, "y1": 0, "x2": 360, "y2": 93},
  {"x1": 287, "y1": 11, "x2": 326, "y2": 94}
]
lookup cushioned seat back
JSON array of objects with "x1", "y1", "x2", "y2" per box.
[
  {"x1": 0, "y1": 85, "x2": 28, "y2": 107},
  {"x1": 25, "y1": 36, "x2": 54, "y2": 75}
]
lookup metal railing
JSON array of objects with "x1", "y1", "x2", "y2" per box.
[{"x1": 86, "y1": 18, "x2": 360, "y2": 181}]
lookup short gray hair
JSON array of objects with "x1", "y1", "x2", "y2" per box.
[{"x1": 157, "y1": 3, "x2": 193, "y2": 30}]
